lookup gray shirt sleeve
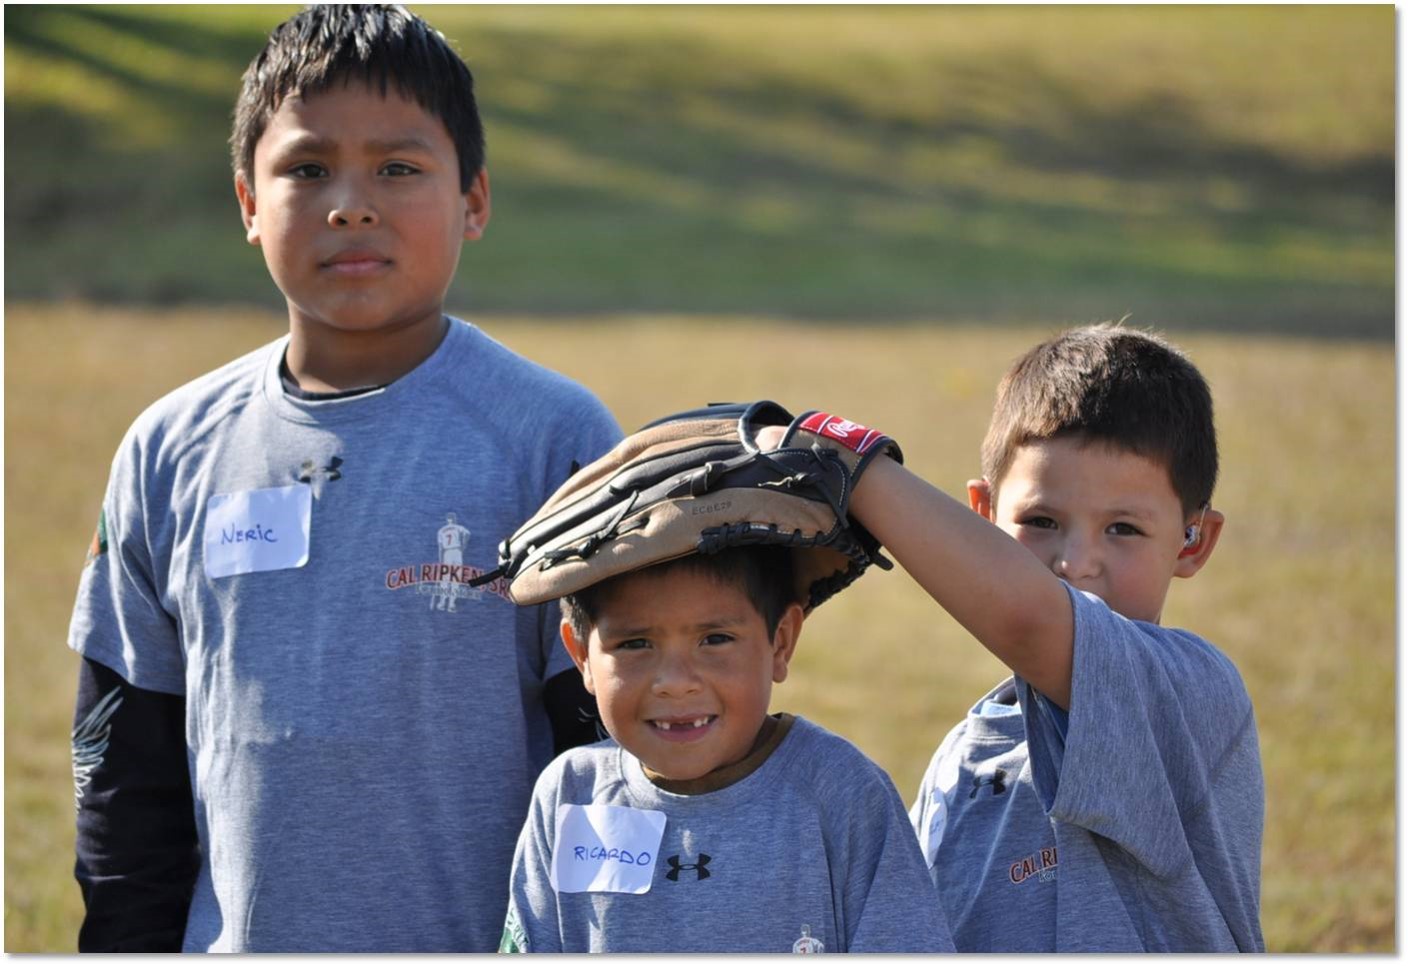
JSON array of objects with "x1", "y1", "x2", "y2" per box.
[
  {"x1": 1019, "y1": 586, "x2": 1259, "y2": 878},
  {"x1": 68, "y1": 426, "x2": 185, "y2": 694},
  {"x1": 837, "y1": 759, "x2": 957, "y2": 953},
  {"x1": 504, "y1": 761, "x2": 565, "y2": 953}
]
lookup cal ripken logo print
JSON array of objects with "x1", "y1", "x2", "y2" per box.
[
  {"x1": 1009, "y1": 846, "x2": 1058, "y2": 885},
  {"x1": 384, "y1": 511, "x2": 514, "y2": 606}
]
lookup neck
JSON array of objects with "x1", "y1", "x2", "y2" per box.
[{"x1": 285, "y1": 313, "x2": 449, "y2": 392}]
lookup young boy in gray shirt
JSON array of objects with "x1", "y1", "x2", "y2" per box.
[
  {"x1": 496, "y1": 410, "x2": 955, "y2": 954},
  {"x1": 839, "y1": 324, "x2": 1264, "y2": 951},
  {"x1": 66, "y1": 6, "x2": 619, "y2": 951}
]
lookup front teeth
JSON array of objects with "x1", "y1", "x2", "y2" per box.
[{"x1": 656, "y1": 717, "x2": 711, "y2": 731}]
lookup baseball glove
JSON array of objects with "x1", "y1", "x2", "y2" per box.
[{"x1": 478, "y1": 400, "x2": 902, "y2": 611}]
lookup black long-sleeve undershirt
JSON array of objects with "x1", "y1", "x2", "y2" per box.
[{"x1": 72, "y1": 657, "x2": 199, "y2": 952}]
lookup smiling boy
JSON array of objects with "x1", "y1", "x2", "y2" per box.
[
  {"x1": 497, "y1": 415, "x2": 954, "y2": 952},
  {"x1": 67, "y1": 6, "x2": 619, "y2": 952},
  {"x1": 572, "y1": 562, "x2": 795, "y2": 783},
  {"x1": 843, "y1": 324, "x2": 1264, "y2": 951}
]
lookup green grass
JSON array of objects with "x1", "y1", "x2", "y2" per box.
[
  {"x1": 3, "y1": 5, "x2": 1394, "y2": 336},
  {"x1": 4, "y1": 303, "x2": 1393, "y2": 952}
]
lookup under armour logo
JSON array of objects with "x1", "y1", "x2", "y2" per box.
[
  {"x1": 298, "y1": 456, "x2": 343, "y2": 483},
  {"x1": 297, "y1": 456, "x2": 343, "y2": 496},
  {"x1": 665, "y1": 854, "x2": 711, "y2": 881},
  {"x1": 970, "y1": 769, "x2": 1008, "y2": 798}
]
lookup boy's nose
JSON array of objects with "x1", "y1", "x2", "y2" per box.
[
  {"x1": 651, "y1": 654, "x2": 702, "y2": 697},
  {"x1": 1053, "y1": 537, "x2": 1100, "y2": 582},
  {"x1": 328, "y1": 204, "x2": 378, "y2": 228}
]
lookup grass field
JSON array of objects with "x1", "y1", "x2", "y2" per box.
[
  {"x1": 3, "y1": 4, "x2": 1394, "y2": 336},
  {"x1": 3, "y1": 303, "x2": 1393, "y2": 952}
]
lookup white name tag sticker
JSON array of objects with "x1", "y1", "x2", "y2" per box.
[
  {"x1": 203, "y1": 484, "x2": 312, "y2": 579},
  {"x1": 920, "y1": 787, "x2": 949, "y2": 868},
  {"x1": 918, "y1": 753, "x2": 962, "y2": 868},
  {"x1": 550, "y1": 803, "x2": 666, "y2": 895}
]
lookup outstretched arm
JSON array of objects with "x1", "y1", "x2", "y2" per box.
[
  {"x1": 849, "y1": 455, "x2": 1075, "y2": 707},
  {"x1": 754, "y1": 417, "x2": 1075, "y2": 705}
]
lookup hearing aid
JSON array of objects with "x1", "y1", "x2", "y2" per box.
[{"x1": 1182, "y1": 504, "x2": 1210, "y2": 551}]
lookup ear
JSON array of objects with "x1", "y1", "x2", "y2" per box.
[
  {"x1": 769, "y1": 603, "x2": 805, "y2": 684},
  {"x1": 462, "y1": 167, "x2": 491, "y2": 241},
  {"x1": 559, "y1": 618, "x2": 595, "y2": 694},
  {"x1": 967, "y1": 478, "x2": 995, "y2": 521},
  {"x1": 234, "y1": 172, "x2": 260, "y2": 246},
  {"x1": 1174, "y1": 508, "x2": 1224, "y2": 578}
]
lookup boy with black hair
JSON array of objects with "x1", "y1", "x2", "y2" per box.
[
  {"x1": 501, "y1": 543, "x2": 954, "y2": 954},
  {"x1": 839, "y1": 323, "x2": 1264, "y2": 951},
  {"x1": 66, "y1": 5, "x2": 619, "y2": 952}
]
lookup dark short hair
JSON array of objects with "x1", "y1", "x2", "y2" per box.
[
  {"x1": 981, "y1": 323, "x2": 1218, "y2": 515},
  {"x1": 562, "y1": 547, "x2": 798, "y2": 646},
  {"x1": 231, "y1": 4, "x2": 484, "y2": 191}
]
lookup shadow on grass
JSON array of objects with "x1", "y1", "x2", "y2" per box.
[{"x1": 3, "y1": 6, "x2": 1392, "y2": 339}]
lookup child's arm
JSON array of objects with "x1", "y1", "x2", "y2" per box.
[
  {"x1": 73, "y1": 658, "x2": 199, "y2": 951},
  {"x1": 69, "y1": 435, "x2": 201, "y2": 950},
  {"x1": 760, "y1": 417, "x2": 1077, "y2": 707},
  {"x1": 850, "y1": 454, "x2": 1075, "y2": 707}
]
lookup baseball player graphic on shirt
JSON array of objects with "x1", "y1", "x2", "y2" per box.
[{"x1": 433, "y1": 512, "x2": 472, "y2": 611}]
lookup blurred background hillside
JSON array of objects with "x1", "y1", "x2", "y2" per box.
[
  {"x1": 4, "y1": 4, "x2": 1395, "y2": 954},
  {"x1": 4, "y1": 4, "x2": 1393, "y2": 335}
]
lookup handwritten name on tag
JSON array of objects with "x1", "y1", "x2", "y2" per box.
[
  {"x1": 203, "y1": 484, "x2": 312, "y2": 579},
  {"x1": 550, "y1": 803, "x2": 666, "y2": 895}
]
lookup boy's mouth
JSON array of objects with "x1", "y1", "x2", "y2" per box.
[
  {"x1": 648, "y1": 715, "x2": 717, "y2": 741},
  {"x1": 322, "y1": 248, "x2": 392, "y2": 276}
]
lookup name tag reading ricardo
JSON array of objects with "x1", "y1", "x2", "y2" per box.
[
  {"x1": 203, "y1": 484, "x2": 312, "y2": 579},
  {"x1": 550, "y1": 803, "x2": 666, "y2": 895}
]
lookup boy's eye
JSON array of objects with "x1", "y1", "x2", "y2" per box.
[
  {"x1": 701, "y1": 633, "x2": 735, "y2": 647},
  {"x1": 1107, "y1": 521, "x2": 1144, "y2": 537},
  {"x1": 380, "y1": 162, "x2": 419, "y2": 176},
  {"x1": 1021, "y1": 516, "x2": 1058, "y2": 530},
  {"x1": 612, "y1": 638, "x2": 649, "y2": 652},
  {"x1": 288, "y1": 162, "x2": 327, "y2": 179}
]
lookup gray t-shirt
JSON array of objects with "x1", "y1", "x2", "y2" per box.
[
  {"x1": 67, "y1": 318, "x2": 621, "y2": 952},
  {"x1": 911, "y1": 585, "x2": 1264, "y2": 952},
  {"x1": 505, "y1": 715, "x2": 955, "y2": 953}
]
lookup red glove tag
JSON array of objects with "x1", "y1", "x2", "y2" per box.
[{"x1": 799, "y1": 412, "x2": 886, "y2": 454}]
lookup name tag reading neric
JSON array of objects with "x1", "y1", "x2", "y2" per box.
[{"x1": 203, "y1": 483, "x2": 312, "y2": 579}]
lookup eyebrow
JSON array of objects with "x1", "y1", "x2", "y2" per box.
[
  {"x1": 1011, "y1": 500, "x2": 1158, "y2": 520},
  {"x1": 601, "y1": 614, "x2": 752, "y2": 639},
  {"x1": 269, "y1": 134, "x2": 437, "y2": 158}
]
